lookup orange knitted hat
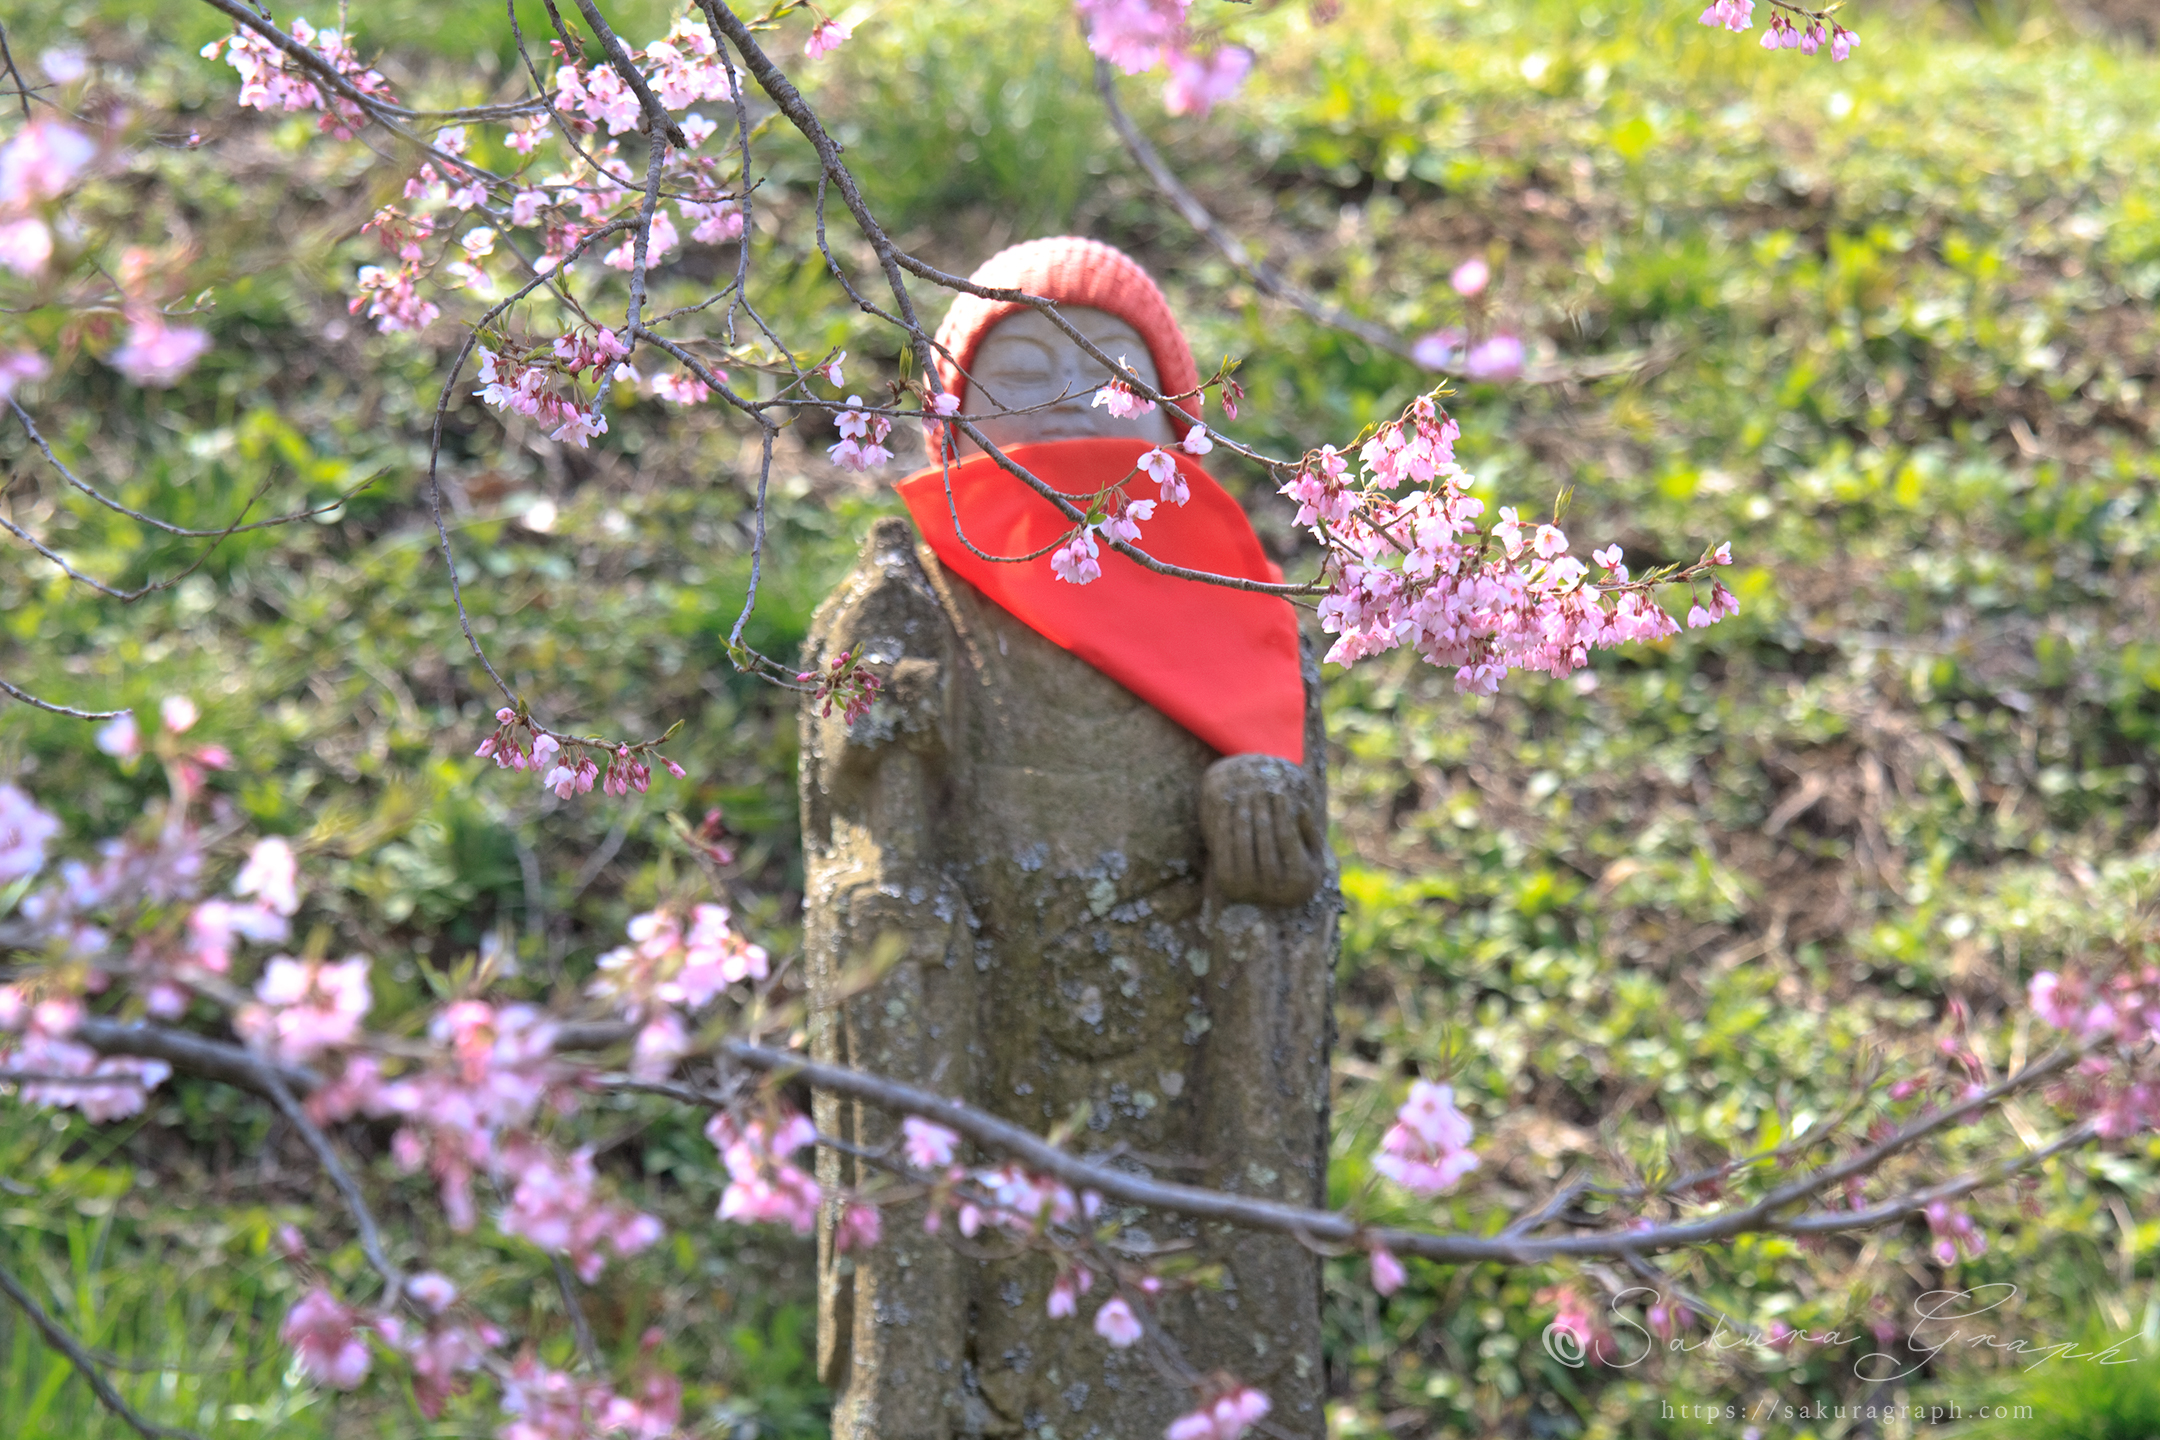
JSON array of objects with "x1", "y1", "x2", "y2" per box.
[{"x1": 926, "y1": 236, "x2": 1202, "y2": 460}]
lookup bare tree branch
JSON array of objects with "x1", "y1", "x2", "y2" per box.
[{"x1": 0, "y1": 676, "x2": 129, "y2": 720}]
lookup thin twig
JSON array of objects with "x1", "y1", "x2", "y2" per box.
[
  {"x1": 0, "y1": 676, "x2": 129, "y2": 720},
  {"x1": 260, "y1": 1065, "x2": 403, "y2": 1301},
  {"x1": 0, "y1": 1258, "x2": 208, "y2": 1440},
  {"x1": 0, "y1": 20, "x2": 35, "y2": 120},
  {"x1": 9, "y1": 399, "x2": 379, "y2": 539},
  {"x1": 552, "y1": 1254, "x2": 602, "y2": 1368}
]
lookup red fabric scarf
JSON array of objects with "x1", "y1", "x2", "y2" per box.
[{"x1": 896, "y1": 437, "x2": 1306, "y2": 764}]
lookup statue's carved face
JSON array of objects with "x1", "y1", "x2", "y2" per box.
[{"x1": 961, "y1": 306, "x2": 1178, "y2": 451}]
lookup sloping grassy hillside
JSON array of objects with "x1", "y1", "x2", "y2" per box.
[{"x1": 3, "y1": 1, "x2": 2158, "y2": 1436}]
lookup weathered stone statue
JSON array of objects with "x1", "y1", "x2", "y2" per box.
[{"x1": 800, "y1": 238, "x2": 1336, "y2": 1440}]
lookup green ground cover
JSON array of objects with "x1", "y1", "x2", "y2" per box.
[{"x1": 3, "y1": 0, "x2": 2158, "y2": 1434}]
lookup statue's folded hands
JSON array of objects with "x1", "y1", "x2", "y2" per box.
[{"x1": 1201, "y1": 753, "x2": 1322, "y2": 909}]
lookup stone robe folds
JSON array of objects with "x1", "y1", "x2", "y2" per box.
[{"x1": 800, "y1": 510, "x2": 1337, "y2": 1440}]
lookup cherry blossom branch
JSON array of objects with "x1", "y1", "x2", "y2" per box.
[
  {"x1": 65, "y1": 1004, "x2": 2079, "y2": 1270},
  {"x1": 0, "y1": 1258, "x2": 209, "y2": 1440},
  {"x1": 710, "y1": 1038, "x2": 2080, "y2": 1263},
  {"x1": 195, "y1": 0, "x2": 543, "y2": 126}
]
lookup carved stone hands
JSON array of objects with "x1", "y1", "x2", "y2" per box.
[{"x1": 1200, "y1": 753, "x2": 1323, "y2": 908}]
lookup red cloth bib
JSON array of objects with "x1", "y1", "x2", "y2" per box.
[{"x1": 896, "y1": 437, "x2": 1306, "y2": 764}]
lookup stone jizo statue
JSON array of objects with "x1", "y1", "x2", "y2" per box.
[{"x1": 800, "y1": 237, "x2": 1336, "y2": 1440}]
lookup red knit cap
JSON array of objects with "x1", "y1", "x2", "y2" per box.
[{"x1": 926, "y1": 236, "x2": 1201, "y2": 460}]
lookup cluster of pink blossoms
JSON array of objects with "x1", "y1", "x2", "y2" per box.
[
  {"x1": 2029, "y1": 968, "x2": 2160, "y2": 1136},
  {"x1": 1284, "y1": 395, "x2": 1736, "y2": 691},
  {"x1": 1048, "y1": 422, "x2": 1216, "y2": 586},
  {"x1": 708, "y1": 1109, "x2": 822, "y2": 1234},
  {"x1": 1, "y1": 115, "x2": 210, "y2": 389},
  {"x1": 1373, "y1": 1079, "x2": 1480, "y2": 1195},
  {"x1": 590, "y1": 904, "x2": 770, "y2": 1077},
  {"x1": 499, "y1": 1141, "x2": 666, "y2": 1282},
  {"x1": 474, "y1": 332, "x2": 627, "y2": 448},
  {"x1": 0, "y1": 118, "x2": 94, "y2": 280},
  {"x1": 499, "y1": 1354, "x2": 682, "y2": 1440},
  {"x1": 1922, "y1": 1200, "x2": 1986, "y2": 1266},
  {"x1": 1698, "y1": 1, "x2": 1859, "y2": 60},
  {"x1": 475, "y1": 708, "x2": 686, "y2": 802},
  {"x1": 0, "y1": 991, "x2": 172, "y2": 1123},
  {"x1": 829, "y1": 396, "x2": 896, "y2": 471},
  {"x1": 202, "y1": 18, "x2": 395, "y2": 138},
  {"x1": 236, "y1": 954, "x2": 372, "y2": 1063},
  {"x1": 1076, "y1": 0, "x2": 1252, "y2": 117},
  {"x1": 1167, "y1": 1385, "x2": 1272, "y2": 1440}
]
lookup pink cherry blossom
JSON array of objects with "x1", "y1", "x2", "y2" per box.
[
  {"x1": 0, "y1": 119, "x2": 96, "y2": 206},
  {"x1": 0, "y1": 218, "x2": 52, "y2": 276},
  {"x1": 498, "y1": 1141, "x2": 664, "y2": 1281},
  {"x1": 235, "y1": 955, "x2": 372, "y2": 1062},
  {"x1": 1461, "y1": 332, "x2": 1525, "y2": 382},
  {"x1": 1178, "y1": 423, "x2": 1213, "y2": 457},
  {"x1": 1167, "y1": 1385, "x2": 1271, "y2": 1440},
  {"x1": 0, "y1": 784, "x2": 61, "y2": 883},
  {"x1": 160, "y1": 695, "x2": 199, "y2": 733},
  {"x1": 1077, "y1": 0, "x2": 1190, "y2": 74},
  {"x1": 280, "y1": 1288, "x2": 372, "y2": 1390},
  {"x1": 0, "y1": 347, "x2": 47, "y2": 400},
  {"x1": 903, "y1": 1116, "x2": 961, "y2": 1169},
  {"x1": 804, "y1": 19, "x2": 853, "y2": 58},
  {"x1": 1373, "y1": 1079, "x2": 1479, "y2": 1195},
  {"x1": 835, "y1": 1201, "x2": 883, "y2": 1252},
  {"x1": 1094, "y1": 1296, "x2": 1144, "y2": 1347},
  {"x1": 405, "y1": 1272, "x2": 458, "y2": 1313},
  {"x1": 1137, "y1": 447, "x2": 1190, "y2": 506},
  {"x1": 111, "y1": 317, "x2": 211, "y2": 388},
  {"x1": 631, "y1": 1010, "x2": 691, "y2": 1081},
  {"x1": 1369, "y1": 1246, "x2": 1406, "y2": 1295},
  {"x1": 1092, "y1": 367, "x2": 1157, "y2": 419},
  {"x1": 94, "y1": 711, "x2": 140, "y2": 760},
  {"x1": 1450, "y1": 256, "x2": 1491, "y2": 297},
  {"x1": 1411, "y1": 327, "x2": 1466, "y2": 371},
  {"x1": 1698, "y1": 0, "x2": 1755, "y2": 33},
  {"x1": 708, "y1": 1110, "x2": 822, "y2": 1235},
  {"x1": 603, "y1": 209, "x2": 679, "y2": 270},
  {"x1": 1162, "y1": 45, "x2": 1253, "y2": 118},
  {"x1": 1924, "y1": 1200, "x2": 1986, "y2": 1264},
  {"x1": 235, "y1": 836, "x2": 301, "y2": 916},
  {"x1": 1051, "y1": 532, "x2": 1103, "y2": 586}
]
